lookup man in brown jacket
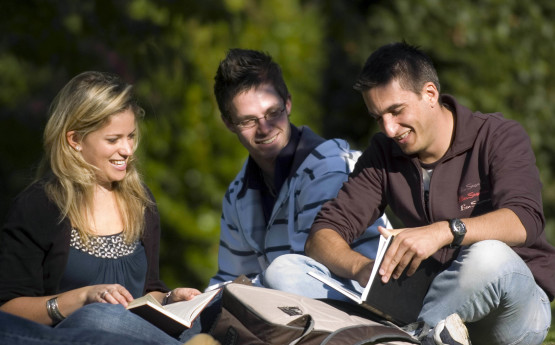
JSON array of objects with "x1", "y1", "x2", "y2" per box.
[{"x1": 266, "y1": 42, "x2": 555, "y2": 345}]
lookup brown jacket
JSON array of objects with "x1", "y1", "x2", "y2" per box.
[{"x1": 312, "y1": 95, "x2": 555, "y2": 300}]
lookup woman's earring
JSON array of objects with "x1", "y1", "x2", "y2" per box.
[{"x1": 75, "y1": 145, "x2": 81, "y2": 152}]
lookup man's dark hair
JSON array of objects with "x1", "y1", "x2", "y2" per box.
[
  {"x1": 214, "y1": 48, "x2": 290, "y2": 122},
  {"x1": 353, "y1": 42, "x2": 440, "y2": 96}
]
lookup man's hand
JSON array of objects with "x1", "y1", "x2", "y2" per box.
[
  {"x1": 166, "y1": 287, "x2": 202, "y2": 304},
  {"x1": 377, "y1": 223, "x2": 451, "y2": 283}
]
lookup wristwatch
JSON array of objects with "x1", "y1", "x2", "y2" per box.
[{"x1": 448, "y1": 218, "x2": 466, "y2": 248}]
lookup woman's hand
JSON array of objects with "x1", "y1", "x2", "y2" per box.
[
  {"x1": 85, "y1": 284, "x2": 134, "y2": 307},
  {"x1": 165, "y1": 287, "x2": 202, "y2": 304},
  {"x1": 0, "y1": 284, "x2": 135, "y2": 325}
]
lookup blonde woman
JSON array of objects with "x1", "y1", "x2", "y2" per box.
[{"x1": 0, "y1": 72, "x2": 218, "y2": 345}]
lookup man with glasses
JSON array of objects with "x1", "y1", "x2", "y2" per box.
[{"x1": 207, "y1": 48, "x2": 389, "y2": 291}]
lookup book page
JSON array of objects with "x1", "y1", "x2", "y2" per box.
[
  {"x1": 360, "y1": 234, "x2": 392, "y2": 301},
  {"x1": 128, "y1": 293, "x2": 163, "y2": 309},
  {"x1": 164, "y1": 288, "x2": 220, "y2": 321},
  {"x1": 306, "y1": 234, "x2": 392, "y2": 305},
  {"x1": 307, "y1": 271, "x2": 362, "y2": 303}
]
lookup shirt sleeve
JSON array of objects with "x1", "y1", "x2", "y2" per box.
[
  {"x1": 487, "y1": 119, "x2": 545, "y2": 246},
  {"x1": 0, "y1": 184, "x2": 63, "y2": 305},
  {"x1": 208, "y1": 214, "x2": 262, "y2": 288},
  {"x1": 310, "y1": 142, "x2": 388, "y2": 244},
  {"x1": 142, "y1": 188, "x2": 169, "y2": 294},
  {"x1": 289, "y1": 144, "x2": 367, "y2": 253}
]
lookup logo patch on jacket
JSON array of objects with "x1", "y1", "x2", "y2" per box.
[{"x1": 458, "y1": 182, "x2": 490, "y2": 212}]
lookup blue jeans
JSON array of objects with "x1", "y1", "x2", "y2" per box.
[
  {"x1": 419, "y1": 240, "x2": 551, "y2": 345},
  {"x1": 262, "y1": 253, "x2": 365, "y2": 300},
  {"x1": 0, "y1": 309, "x2": 161, "y2": 345},
  {"x1": 56, "y1": 303, "x2": 185, "y2": 344},
  {"x1": 264, "y1": 240, "x2": 551, "y2": 345}
]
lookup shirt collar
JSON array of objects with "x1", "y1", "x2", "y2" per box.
[{"x1": 238, "y1": 124, "x2": 325, "y2": 199}]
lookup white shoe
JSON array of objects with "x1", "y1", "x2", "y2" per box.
[{"x1": 432, "y1": 313, "x2": 471, "y2": 345}]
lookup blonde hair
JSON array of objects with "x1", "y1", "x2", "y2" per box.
[{"x1": 38, "y1": 71, "x2": 151, "y2": 244}]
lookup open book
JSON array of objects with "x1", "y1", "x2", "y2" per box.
[
  {"x1": 309, "y1": 235, "x2": 442, "y2": 326},
  {"x1": 127, "y1": 288, "x2": 220, "y2": 337}
]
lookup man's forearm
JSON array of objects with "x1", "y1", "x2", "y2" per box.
[
  {"x1": 461, "y1": 208, "x2": 527, "y2": 246},
  {"x1": 305, "y1": 228, "x2": 374, "y2": 286}
]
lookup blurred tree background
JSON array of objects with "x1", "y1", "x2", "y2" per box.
[{"x1": 1, "y1": 0, "x2": 554, "y2": 294}]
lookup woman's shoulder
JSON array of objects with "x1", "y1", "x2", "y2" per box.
[
  {"x1": 12, "y1": 179, "x2": 52, "y2": 208},
  {"x1": 3, "y1": 178, "x2": 67, "y2": 241},
  {"x1": 141, "y1": 183, "x2": 156, "y2": 202},
  {"x1": 140, "y1": 184, "x2": 160, "y2": 219}
]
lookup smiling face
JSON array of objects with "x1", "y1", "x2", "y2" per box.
[
  {"x1": 362, "y1": 78, "x2": 450, "y2": 164},
  {"x1": 74, "y1": 108, "x2": 137, "y2": 189},
  {"x1": 225, "y1": 84, "x2": 292, "y2": 174}
]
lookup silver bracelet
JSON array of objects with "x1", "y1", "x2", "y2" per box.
[{"x1": 46, "y1": 297, "x2": 66, "y2": 323}]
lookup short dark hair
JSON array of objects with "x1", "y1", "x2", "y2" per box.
[
  {"x1": 214, "y1": 49, "x2": 290, "y2": 122},
  {"x1": 353, "y1": 42, "x2": 440, "y2": 96}
]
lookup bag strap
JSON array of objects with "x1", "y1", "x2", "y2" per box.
[
  {"x1": 320, "y1": 324, "x2": 420, "y2": 345},
  {"x1": 288, "y1": 315, "x2": 315, "y2": 345}
]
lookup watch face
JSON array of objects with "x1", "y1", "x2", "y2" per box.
[
  {"x1": 452, "y1": 219, "x2": 466, "y2": 235},
  {"x1": 449, "y1": 219, "x2": 466, "y2": 248}
]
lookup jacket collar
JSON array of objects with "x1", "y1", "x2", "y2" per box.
[
  {"x1": 442, "y1": 94, "x2": 486, "y2": 158},
  {"x1": 238, "y1": 124, "x2": 324, "y2": 199}
]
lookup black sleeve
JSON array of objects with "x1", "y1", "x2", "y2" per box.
[
  {"x1": 0, "y1": 182, "x2": 70, "y2": 305},
  {"x1": 141, "y1": 187, "x2": 169, "y2": 294}
]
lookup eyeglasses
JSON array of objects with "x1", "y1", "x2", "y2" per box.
[{"x1": 233, "y1": 106, "x2": 286, "y2": 129}]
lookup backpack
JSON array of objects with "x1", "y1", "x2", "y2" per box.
[{"x1": 210, "y1": 283, "x2": 420, "y2": 345}]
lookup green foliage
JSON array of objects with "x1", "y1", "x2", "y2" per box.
[
  {"x1": 318, "y1": 0, "x2": 555, "y2": 242},
  {"x1": 126, "y1": 0, "x2": 326, "y2": 287},
  {"x1": 548, "y1": 301, "x2": 555, "y2": 342},
  {"x1": 1, "y1": 0, "x2": 554, "y2": 292},
  {"x1": 0, "y1": 0, "x2": 325, "y2": 289}
]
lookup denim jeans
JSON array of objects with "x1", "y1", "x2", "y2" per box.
[
  {"x1": 0, "y1": 309, "x2": 163, "y2": 345},
  {"x1": 56, "y1": 303, "x2": 185, "y2": 344},
  {"x1": 264, "y1": 240, "x2": 552, "y2": 345},
  {"x1": 419, "y1": 240, "x2": 551, "y2": 345},
  {"x1": 263, "y1": 253, "x2": 365, "y2": 300},
  {"x1": 0, "y1": 293, "x2": 223, "y2": 345}
]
